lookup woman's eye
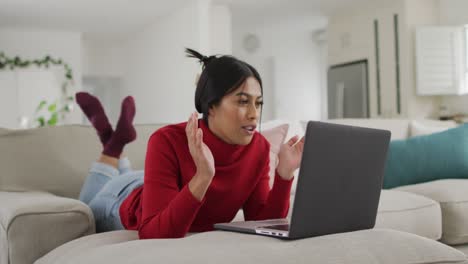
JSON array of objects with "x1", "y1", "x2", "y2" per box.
[{"x1": 238, "y1": 100, "x2": 263, "y2": 107}]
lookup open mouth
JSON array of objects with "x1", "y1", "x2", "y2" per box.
[{"x1": 242, "y1": 125, "x2": 256, "y2": 134}]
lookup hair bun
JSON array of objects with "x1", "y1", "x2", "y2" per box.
[{"x1": 185, "y1": 48, "x2": 215, "y2": 68}]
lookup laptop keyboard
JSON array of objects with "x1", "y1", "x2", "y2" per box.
[{"x1": 260, "y1": 224, "x2": 290, "y2": 231}]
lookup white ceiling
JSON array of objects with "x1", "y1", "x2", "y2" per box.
[
  {"x1": 0, "y1": 0, "x2": 360, "y2": 38},
  {"x1": 217, "y1": 0, "x2": 359, "y2": 15},
  {"x1": 0, "y1": 0, "x2": 190, "y2": 38}
]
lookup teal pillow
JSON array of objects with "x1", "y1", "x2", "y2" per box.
[{"x1": 383, "y1": 124, "x2": 468, "y2": 189}]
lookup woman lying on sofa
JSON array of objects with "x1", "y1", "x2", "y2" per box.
[{"x1": 77, "y1": 49, "x2": 305, "y2": 238}]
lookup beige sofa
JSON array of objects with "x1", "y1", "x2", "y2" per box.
[{"x1": 0, "y1": 119, "x2": 467, "y2": 264}]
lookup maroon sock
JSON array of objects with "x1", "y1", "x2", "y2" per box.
[
  {"x1": 103, "y1": 96, "x2": 137, "y2": 158},
  {"x1": 76, "y1": 92, "x2": 113, "y2": 146}
]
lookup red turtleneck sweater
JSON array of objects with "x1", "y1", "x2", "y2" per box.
[{"x1": 119, "y1": 119, "x2": 293, "y2": 239}]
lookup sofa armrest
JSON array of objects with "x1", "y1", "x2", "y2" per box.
[{"x1": 0, "y1": 191, "x2": 95, "y2": 264}]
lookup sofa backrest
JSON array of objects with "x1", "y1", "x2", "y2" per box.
[
  {"x1": 324, "y1": 119, "x2": 411, "y2": 140},
  {"x1": 0, "y1": 124, "x2": 166, "y2": 199},
  {"x1": 323, "y1": 119, "x2": 457, "y2": 140},
  {"x1": 0, "y1": 118, "x2": 457, "y2": 199}
]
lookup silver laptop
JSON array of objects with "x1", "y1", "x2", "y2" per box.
[{"x1": 214, "y1": 121, "x2": 391, "y2": 240}]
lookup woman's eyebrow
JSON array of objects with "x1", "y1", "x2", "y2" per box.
[{"x1": 235, "y1": 92, "x2": 263, "y2": 99}]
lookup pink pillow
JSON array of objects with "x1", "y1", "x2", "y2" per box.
[{"x1": 260, "y1": 124, "x2": 289, "y2": 188}]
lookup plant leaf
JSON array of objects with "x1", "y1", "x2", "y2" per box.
[
  {"x1": 47, "y1": 113, "x2": 58, "y2": 126},
  {"x1": 36, "y1": 100, "x2": 47, "y2": 112},
  {"x1": 36, "y1": 117, "x2": 45, "y2": 127},
  {"x1": 48, "y1": 103, "x2": 57, "y2": 112}
]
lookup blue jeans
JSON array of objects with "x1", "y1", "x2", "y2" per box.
[{"x1": 79, "y1": 157, "x2": 144, "y2": 232}]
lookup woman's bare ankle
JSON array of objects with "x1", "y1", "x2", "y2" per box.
[{"x1": 98, "y1": 154, "x2": 120, "y2": 169}]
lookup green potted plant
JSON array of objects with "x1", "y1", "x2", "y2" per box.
[{"x1": 0, "y1": 52, "x2": 75, "y2": 127}]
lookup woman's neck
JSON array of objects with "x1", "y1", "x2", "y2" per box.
[{"x1": 205, "y1": 118, "x2": 235, "y2": 145}]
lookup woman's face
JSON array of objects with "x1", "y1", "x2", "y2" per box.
[{"x1": 208, "y1": 76, "x2": 263, "y2": 145}]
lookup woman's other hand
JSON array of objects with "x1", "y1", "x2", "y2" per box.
[
  {"x1": 186, "y1": 112, "x2": 215, "y2": 182},
  {"x1": 276, "y1": 135, "x2": 305, "y2": 180}
]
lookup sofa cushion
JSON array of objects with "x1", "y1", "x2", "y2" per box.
[
  {"x1": 233, "y1": 190, "x2": 442, "y2": 240},
  {"x1": 395, "y1": 179, "x2": 468, "y2": 245},
  {"x1": 35, "y1": 230, "x2": 139, "y2": 264},
  {"x1": 36, "y1": 229, "x2": 467, "y2": 264},
  {"x1": 375, "y1": 190, "x2": 442, "y2": 240},
  {"x1": 0, "y1": 124, "x2": 165, "y2": 198},
  {"x1": 410, "y1": 120, "x2": 457, "y2": 137},
  {"x1": 454, "y1": 244, "x2": 468, "y2": 258},
  {"x1": 0, "y1": 191, "x2": 95, "y2": 264},
  {"x1": 383, "y1": 124, "x2": 468, "y2": 189}
]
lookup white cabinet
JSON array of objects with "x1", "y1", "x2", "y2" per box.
[
  {"x1": 0, "y1": 69, "x2": 62, "y2": 129},
  {"x1": 415, "y1": 27, "x2": 468, "y2": 95},
  {"x1": 0, "y1": 72, "x2": 19, "y2": 128}
]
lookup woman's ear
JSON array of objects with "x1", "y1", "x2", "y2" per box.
[
  {"x1": 208, "y1": 107, "x2": 214, "y2": 117},
  {"x1": 208, "y1": 104, "x2": 217, "y2": 118}
]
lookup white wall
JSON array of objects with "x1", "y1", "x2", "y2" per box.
[
  {"x1": 437, "y1": 0, "x2": 468, "y2": 115},
  {"x1": 82, "y1": 38, "x2": 126, "y2": 77},
  {"x1": 81, "y1": 38, "x2": 127, "y2": 124},
  {"x1": 123, "y1": 0, "x2": 210, "y2": 124},
  {"x1": 232, "y1": 13, "x2": 327, "y2": 123},
  {"x1": 211, "y1": 5, "x2": 232, "y2": 55},
  {"x1": 328, "y1": 0, "x2": 441, "y2": 119},
  {"x1": 438, "y1": 0, "x2": 468, "y2": 26},
  {"x1": 0, "y1": 28, "x2": 82, "y2": 128},
  {"x1": 82, "y1": 0, "x2": 232, "y2": 124}
]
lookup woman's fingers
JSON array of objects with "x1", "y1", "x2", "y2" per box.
[
  {"x1": 293, "y1": 136, "x2": 305, "y2": 151},
  {"x1": 190, "y1": 113, "x2": 196, "y2": 142},
  {"x1": 297, "y1": 136, "x2": 305, "y2": 146},
  {"x1": 297, "y1": 140, "x2": 304, "y2": 153},
  {"x1": 193, "y1": 112, "x2": 198, "y2": 130},
  {"x1": 197, "y1": 128, "x2": 203, "y2": 149},
  {"x1": 286, "y1": 135, "x2": 299, "y2": 146},
  {"x1": 186, "y1": 112, "x2": 199, "y2": 151},
  {"x1": 187, "y1": 112, "x2": 206, "y2": 156}
]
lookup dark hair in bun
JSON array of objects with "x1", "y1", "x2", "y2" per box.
[{"x1": 185, "y1": 48, "x2": 263, "y2": 124}]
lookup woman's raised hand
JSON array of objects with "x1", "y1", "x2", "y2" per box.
[
  {"x1": 186, "y1": 112, "x2": 215, "y2": 181},
  {"x1": 276, "y1": 135, "x2": 305, "y2": 180}
]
